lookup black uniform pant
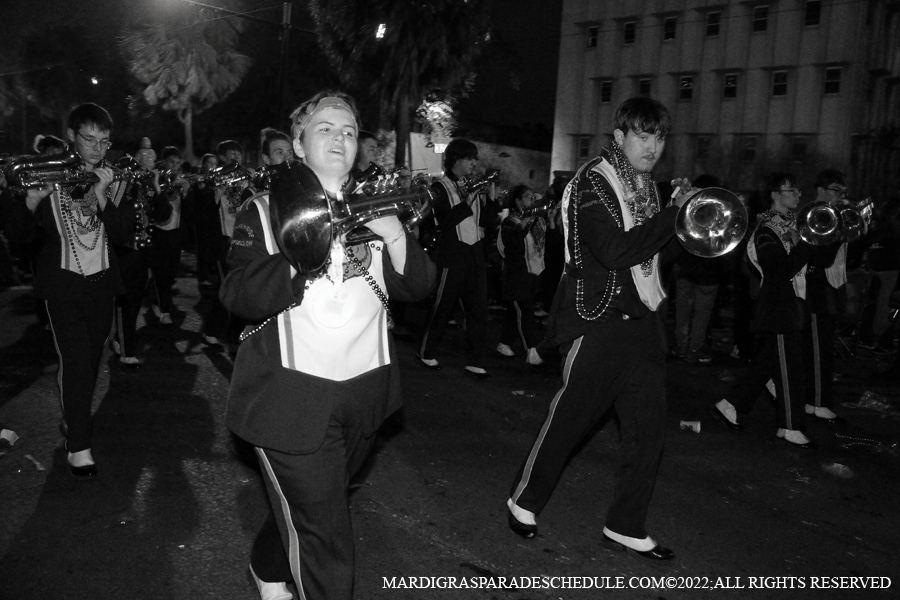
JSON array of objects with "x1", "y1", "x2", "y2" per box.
[
  {"x1": 46, "y1": 290, "x2": 114, "y2": 453},
  {"x1": 499, "y1": 300, "x2": 541, "y2": 351},
  {"x1": 509, "y1": 312, "x2": 667, "y2": 539},
  {"x1": 150, "y1": 227, "x2": 182, "y2": 314},
  {"x1": 803, "y1": 312, "x2": 834, "y2": 410},
  {"x1": 419, "y1": 259, "x2": 488, "y2": 367},
  {"x1": 204, "y1": 235, "x2": 243, "y2": 342},
  {"x1": 114, "y1": 247, "x2": 149, "y2": 358},
  {"x1": 730, "y1": 331, "x2": 807, "y2": 431},
  {"x1": 251, "y1": 400, "x2": 378, "y2": 599}
]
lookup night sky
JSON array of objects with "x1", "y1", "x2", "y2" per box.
[{"x1": 1, "y1": 0, "x2": 561, "y2": 132}]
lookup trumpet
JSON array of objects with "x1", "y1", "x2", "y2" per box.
[
  {"x1": 797, "y1": 199, "x2": 873, "y2": 245},
  {"x1": 210, "y1": 161, "x2": 253, "y2": 187},
  {"x1": 4, "y1": 150, "x2": 139, "y2": 190},
  {"x1": 268, "y1": 160, "x2": 435, "y2": 274},
  {"x1": 518, "y1": 198, "x2": 560, "y2": 219},
  {"x1": 674, "y1": 187, "x2": 749, "y2": 257},
  {"x1": 460, "y1": 171, "x2": 499, "y2": 196}
]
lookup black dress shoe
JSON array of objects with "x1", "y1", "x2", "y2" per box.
[
  {"x1": 508, "y1": 511, "x2": 537, "y2": 539},
  {"x1": 119, "y1": 361, "x2": 142, "y2": 371},
  {"x1": 710, "y1": 405, "x2": 744, "y2": 431},
  {"x1": 602, "y1": 534, "x2": 674, "y2": 560},
  {"x1": 417, "y1": 355, "x2": 442, "y2": 370},
  {"x1": 69, "y1": 463, "x2": 99, "y2": 479},
  {"x1": 464, "y1": 368, "x2": 491, "y2": 380}
]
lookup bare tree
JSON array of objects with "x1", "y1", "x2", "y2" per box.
[
  {"x1": 309, "y1": 0, "x2": 491, "y2": 167},
  {"x1": 120, "y1": 10, "x2": 251, "y2": 162}
]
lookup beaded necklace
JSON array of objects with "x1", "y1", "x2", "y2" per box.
[
  {"x1": 240, "y1": 241, "x2": 393, "y2": 341},
  {"x1": 58, "y1": 186, "x2": 107, "y2": 280},
  {"x1": 605, "y1": 142, "x2": 660, "y2": 276}
]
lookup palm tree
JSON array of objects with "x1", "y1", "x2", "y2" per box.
[
  {"x1": 309, "y1": 0, "x2": 491, "y2": 167},
  {"x1": 120, "y1": 10, "x2": 251, "y2": 162}
]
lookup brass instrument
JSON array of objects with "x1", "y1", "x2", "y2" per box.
[
  {"x1": 252, "y1": 165, "x2": 275, "y2": 192},
  {"x1": 268, "y1": 160, "x2": 435, "y2": 274},
  {"x1": 4, "y1": 150, "x2": 138, "y2": 190},
  {"x1": 211, "y1": 161, "x2": 253, "y2": 187},
  {"x1": 796, "y1": 199, "x2": 872, "y2": 245},
  {"x1": 519, "y1": 198, "x2": 560, "y2": 219},
  {"x1": 460, "y1": 171, "x2": 499, "y2": 196},
  {"x1": 674, "y1": 187, "x2": 749, "y2": 257}
]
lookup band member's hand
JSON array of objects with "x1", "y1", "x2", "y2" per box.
[
  {"x1": 93, "y1": 166, "x2": 114, "y2": 209},
  {"x1": 26, "y1": 184, "x2": 54, "y2": 211},
  {"x1": 364, "y1": 215, "x2": 404, "y2": 243},
  {"x1": 670, "y1": 178, "x2": 693, "y2": 208}
]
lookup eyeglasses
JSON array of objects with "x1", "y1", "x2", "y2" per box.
[
  {"x1": 77, "y1": 131, "x2": 112, "y2": 150},
  {"x1": 826, "y1": 186, "x2": 848, "y2": 197},
  {"x1": 778, "y1": 188, "x2": 800, "y2": 195}
]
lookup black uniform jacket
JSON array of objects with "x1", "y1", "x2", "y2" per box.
[{"x1": 544, "y1": 156, "x2": 678, "y2": 348}]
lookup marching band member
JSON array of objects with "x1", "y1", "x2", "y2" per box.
[
  {"x1": 6, "y1": 103, "x2": 129, "y2": 478},
  {"x1": 418, "y1": 138, "x2": 500, "y2": 378},
  {"x1": 714, "y1": 172, "x2": 817, "y2": 448},
  {"x1": 506, "y1": 97, "x2": 689, "y2": 560},
  {"x1": 495, "y1": 184, "x2": 553, "y2": 365},
  {"x1": 220, "y1": 91, "x2": 435, "y2": 600},
  {"x1": 148, "y1": 146, "x2": 189, "y2": 326}
]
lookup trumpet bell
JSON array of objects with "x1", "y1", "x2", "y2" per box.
[
  {"x1": 269, "y1": 161, "x2": 335, "y2": 274},
  {"x1": 797, "y1": 201, "x2": 841, "y2": 246},
  {"x1": 675, "y1": 187, "x2": 748, "y2": 257}
]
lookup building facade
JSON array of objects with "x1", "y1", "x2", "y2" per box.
[{"x1": 551, "y1": 0, "x2": 900, "y2": 198}]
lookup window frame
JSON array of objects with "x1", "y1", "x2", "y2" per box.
[
  {"x1": 576, "y1": 135, "x2": 593, "y2": 161},
  {"x1": 706, "y1": 11, "x2": 721, "y2": 37},
  {"x1": 639, "y1": 78, "x2": 652, "y2": 96},
  {"x1": 679, "y1": 75, "x2": 694, "y2": 101},
  {"x1": 772, "y1": 70, "x2": 788, "y2": 97},
  {"x1": 805, "y1": 0, "x2": 822, "y2": 27},
  {"x1": 723, "y1": 73, "x2": 738, "y2": 99},
  {"x1": 600, "y1": 80, "x2": 613, "y2": 103},
  {"x1": 624, "y1": 21, "x2": 637, "y2": 44},
  {"x1": 663, "y1": 16, "x2": 677, "y2": 41},
  {"x1": 790, "y1": 136, "x2": 809, "y2": 164},
  {"x1": 739, "y1": 135, "x2": 758, "y2": 163},
  {"x1": 824, "y1": 67, "x2": 841, "y2": 95},
  {"x1": 752, "y1": 5, "x2": 769, "y2": 32},
  {"x1": 696, "y1": 136, "x2": 712, "y2": 161},
  {"x1": 586, "y1": 26, "x2": 599, "y2": 49}
]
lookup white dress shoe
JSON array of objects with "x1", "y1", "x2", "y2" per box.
[
  {"x1": 249, "y1": 564, "x2": 292, "y2": 600},
  {"x1": 496, "y1": 343, "x2": 516, "y2": 358},
  {"x1": 526, "y1": 347, "x2": 544, "y2": 366}
]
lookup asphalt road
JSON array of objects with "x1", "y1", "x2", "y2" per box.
[{"x1": 1, "y1": 255, "x2": 899, "y2": 600}]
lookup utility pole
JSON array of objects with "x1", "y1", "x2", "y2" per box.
[{"x1": 278, "y1": 2, "x2": 292, "y2": 124}]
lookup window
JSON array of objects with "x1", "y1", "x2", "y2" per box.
[
  {"x1": 752, "y1": 5, "x2": 768, "y2": 32},
  {"x1": 824, "y1": 68, "x2": 841, "y2": 94},
  {"x1": 663, "y1": 17, "x2": 677, "y2": 41},
  {"x1": 791, "y1": 136, "x2": 808, "y2": 163},
  {"x1": 772, "y1": 71, "x2": 788, "y2": 96},
  {"x1": 696, "y1": 136, "x2": 711, "y2": 161},
  {"x1": 639, "y1": 78, "x2": 652, "y2": 96},
  {"x1": 577, "y1": 136, "x2": 592, "y2": 161},
  {"x1": 740, "y1": 136, "x2": 757, "y2": 162},
  {"x1": 600, "y1": 80, "x2": 613, "y2": 103},
  {"x1": 679, "y1": 76, "x2": 694, "y2": 100},
  {"x1": 706, "y1": 11, "x2": 721, "y2": 36},
  {"x1": 805, "y1": 1, "x2": 821, "y2": 26},
  {"x1": 586, "y1": 26, "x2": 598, "y2": 49},
  {"x1": 724, "y1": 74, "x2": 738, "y2": 98},
  {"x1": 624, "y1": 21, "x2": 636, "y2": 44}
]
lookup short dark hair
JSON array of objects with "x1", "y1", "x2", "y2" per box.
[
  {"x1": 443, "y1": 138, "x2": 478, "y2": 172},
  {"x1": 200, "y1": 153, "x2": 218, "y2": 169},
  {"x1": 765, "y1": 172, "x2": 797, "y2": 206},
  {"x1": 260, "y1": 127, "x2": 291, "y2": 157},
  {"x1": 161, "y1": 146, "x2": 181, "y2": 161},
  {"x1": 613, "y1": 97, "x2": 671, "y2": 137},
  {"x1": 509, "y1": 184, "x2": 532, "y2": 207},
  {"x1": 33, "y1": 134, "x2": 67, "y2": 155},
  {"x1": 68, "y1": 103, "x2": 113, "y2": 135},
  {"x1": 217, "y1": 140, "x2": 243, "y2": 157},
  {"x1": 815, "y1": 168, "x2": 845, "y2": 190}
]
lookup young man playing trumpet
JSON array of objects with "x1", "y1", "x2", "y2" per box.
[
  {"x1": 6, "y1": 102, "x2": 129, "y2": 478},
  {"x1": 506, "y1": 97, "x2": 692, "y2": 560}
]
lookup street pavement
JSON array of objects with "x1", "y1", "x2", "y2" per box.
[{"x1": 1, "y1": 254, "x2": 899, "y2": 600}]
